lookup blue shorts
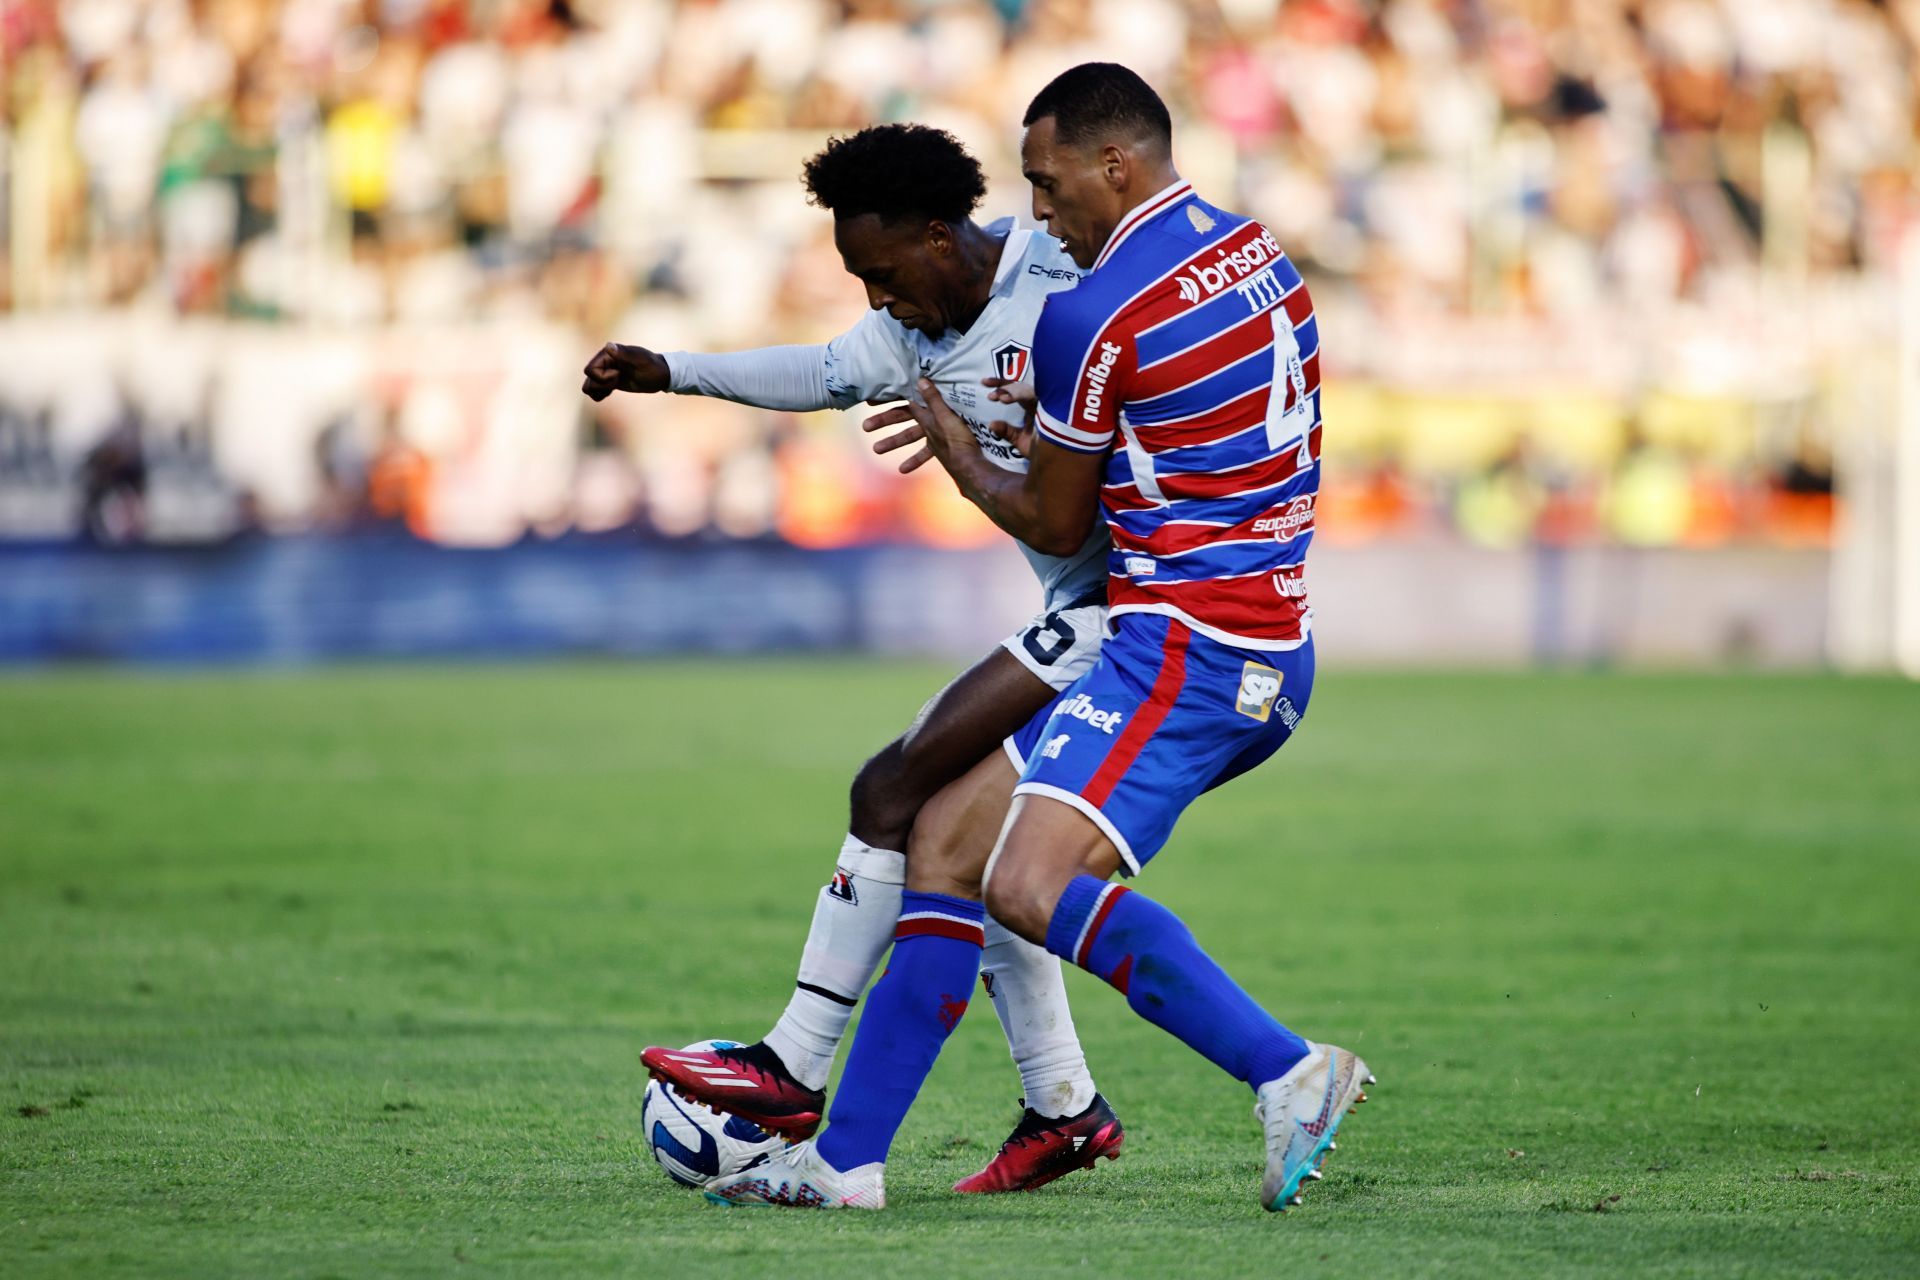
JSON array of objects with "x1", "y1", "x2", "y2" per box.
[{"x1": 1004, "y1": 614, "x2": 1314, "y2": 874}]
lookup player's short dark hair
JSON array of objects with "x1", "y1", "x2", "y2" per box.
[
  {"x1": 1023, "y1": 62, "x2": 1173, "y2": 150},
  {"x1": 802, "y1": 124, "x2": 987, "y2": 226}
]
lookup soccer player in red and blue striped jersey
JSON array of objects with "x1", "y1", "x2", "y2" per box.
[
  {"x1": 707, "y1": 64, "x2": 1371, "y2": 1215},
  {"x1": 1028, "y1": 165, "x2": 1321, "y2": 650}
]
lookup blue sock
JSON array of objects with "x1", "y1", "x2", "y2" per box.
[
  {"x1": 814, "y1": 891, "x2": 984, "y2": 1172},
  {"x1": 1046, "y1": 874, "x2": 1308, "y2": 1089}
]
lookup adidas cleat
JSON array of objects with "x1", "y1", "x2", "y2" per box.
[
  {"x1": 704, "y1": 1139, "x2": 884, "y2": 1210},
  {"x1": 1255, "y1": 1042, "x2": 1373, "y2": 1214},
  {"x1": 952, "y1": 1093, "x2": 1126, "y2": 1194},
  {"x1": 640, "y1": 1041, "x2": 824, "y2": 1138}
]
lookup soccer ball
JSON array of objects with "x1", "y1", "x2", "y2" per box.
[{"x1": 640, "y1": 1040, "x2": 785, "y2": 1187}]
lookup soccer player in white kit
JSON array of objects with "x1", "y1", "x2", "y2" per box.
[{"x1": 581, "y1": 125, "x2": 1125, "y2": 1193}]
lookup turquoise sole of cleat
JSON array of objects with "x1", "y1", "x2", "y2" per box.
[
  {"x1": 1267, "y1": 1114, "x2": 1345, "y2": 1214},
  {"x1": 704, "y1": 1191, "x2": 846, "y2": 1210},
  {"x1": 703, "y1": 1192, "x2": 767, "y2": 1208}
]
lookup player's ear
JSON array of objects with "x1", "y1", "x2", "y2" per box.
[
  {"x1": 925, "y1": 218, "x2": 955, "y2": 256},
  {"x1": 1102, "y1": 143, "x2": 1128, "y2": 192}
]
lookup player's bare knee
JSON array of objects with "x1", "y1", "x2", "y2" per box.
[{"x1": 981, "y1": 862, "x2": 1052, "y2": 941}]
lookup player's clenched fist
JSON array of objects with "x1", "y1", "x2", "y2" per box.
[{"x1": 581, "y1": 343, "x2": 671, "y2": 401}]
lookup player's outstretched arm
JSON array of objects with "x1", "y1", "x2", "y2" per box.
[
  {"x1": 582, "y1": 342, "x2": 836, "y2": 412},
  {"x1": 890, "y1": 378, "x2": 1103, "y2": 556}
]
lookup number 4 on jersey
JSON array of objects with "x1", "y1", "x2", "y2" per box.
[{"x1": 1264, "y1": 309, "x2": 1313, "y2": 466}]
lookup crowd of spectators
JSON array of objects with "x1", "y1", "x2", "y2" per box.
[{"x1": 2, "y1": 0, "x2": 1912, "y2": 547}]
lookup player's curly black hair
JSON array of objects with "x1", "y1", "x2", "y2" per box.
[
  {"x1": 802, "y1": 125, "x2": 987, "y2": 226},
  {"x1": 1024, "y1": 62, "x2": 1172, "y2": 150}
]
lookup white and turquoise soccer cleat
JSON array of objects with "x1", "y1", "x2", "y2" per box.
[
  {"x1": 1254, "y1": 1041, "x2": 1374, "y2": 1213},
  {"x1": 703, "y1": 1138, "x2": 886, "y2": 1211}
]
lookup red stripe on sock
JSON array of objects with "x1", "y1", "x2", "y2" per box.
[
  {"x1": 896, "y1": 917, "x2": 986, "y2": 945},
  {"x1": 1083, "y1": 623, "x2": 1192, "y2": 808},
  {"x1": 1107, "y1": 954, "x2": 1134, "y2": 995},
  {"x1": 1075, "y1": 885, "x2": 1133, "y2": 968}
]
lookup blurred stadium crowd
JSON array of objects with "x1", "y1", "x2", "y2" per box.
[{"x1": 2, "y1": 0, "x2": 1915, "y2": 550}]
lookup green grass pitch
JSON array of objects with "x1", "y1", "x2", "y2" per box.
[{"x1": 3, "y1": 663, "x2": 1917, "y2": 1277}]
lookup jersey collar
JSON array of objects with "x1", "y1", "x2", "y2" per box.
[
  {"x1": 991, "y1": 225, "x2": 1034, "y2": 296},
  {"x1": 1091, "y1": 179, "x2": 1195, "y2": 272}
]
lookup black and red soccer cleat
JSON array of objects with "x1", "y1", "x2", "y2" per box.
[
  {"x1": 640, "y1": 1041, "x2": 825, "y2": 1139},
  {"x1": 952, "y1": 1093, "x2": 1125, "y2": 1194}
]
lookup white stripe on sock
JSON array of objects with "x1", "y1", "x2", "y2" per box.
[{"x1": 1069, "y1": 883, "x2": 1119, "y2": 965}]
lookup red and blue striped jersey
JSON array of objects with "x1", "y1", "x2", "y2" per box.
[{"x1": 1033, "y1": 181, "x2": 1321, "y2": 650}]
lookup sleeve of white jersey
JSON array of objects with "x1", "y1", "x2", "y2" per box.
[
  {"x1": 663, "y1": 346, "x2": 833, "y2": 412},
  {"x1": 822, "y1": 308, "x2": 915, "y2": 409}
]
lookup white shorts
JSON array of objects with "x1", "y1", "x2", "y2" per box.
[{"x1": 1000, "y1": 591, "x2": 1108, "y2": 693}]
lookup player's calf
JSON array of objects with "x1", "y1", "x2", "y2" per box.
[
  {"x1": 760, "y1": 833, "x2": 906, "y2": 1095},
  {"x1": 810, "y1": 891, "x2": 988, "y2": 1174},
  {"x1": 846, "y1": 739, "x2": 923, "y2": 854},
  {"x1": 900, "y1": 749, "x2": 1015, "y2": 899}
]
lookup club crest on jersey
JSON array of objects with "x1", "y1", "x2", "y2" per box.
[
  {"x1": 827, "y1": 869, "x2": 858, "y2": 905},
  {"x1": 1236, "y1": 662, "x2": 1284, "y2": 722},
  {"x1": 992, "y1": 341, "x2": 1031, "y2": 383}
]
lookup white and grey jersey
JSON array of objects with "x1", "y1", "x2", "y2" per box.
[
  {"x1": 816, "y1": 221, "x2": 1108, "y2": 611},
  {"x1": 662, "y1": 223, "x2": 1109, "y2": 611}
]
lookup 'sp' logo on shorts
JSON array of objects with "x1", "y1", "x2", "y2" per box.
[{"x1": 1235, "y1": 662, "x2": 1283, "y2": 721}]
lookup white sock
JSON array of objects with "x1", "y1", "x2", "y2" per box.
[
  {"x1": 980, "y1": 916, "x2": 1097, "y2": 1119},
  {"x1": 762, "y1": 835, "x2": 905, "y2": 1091}
]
